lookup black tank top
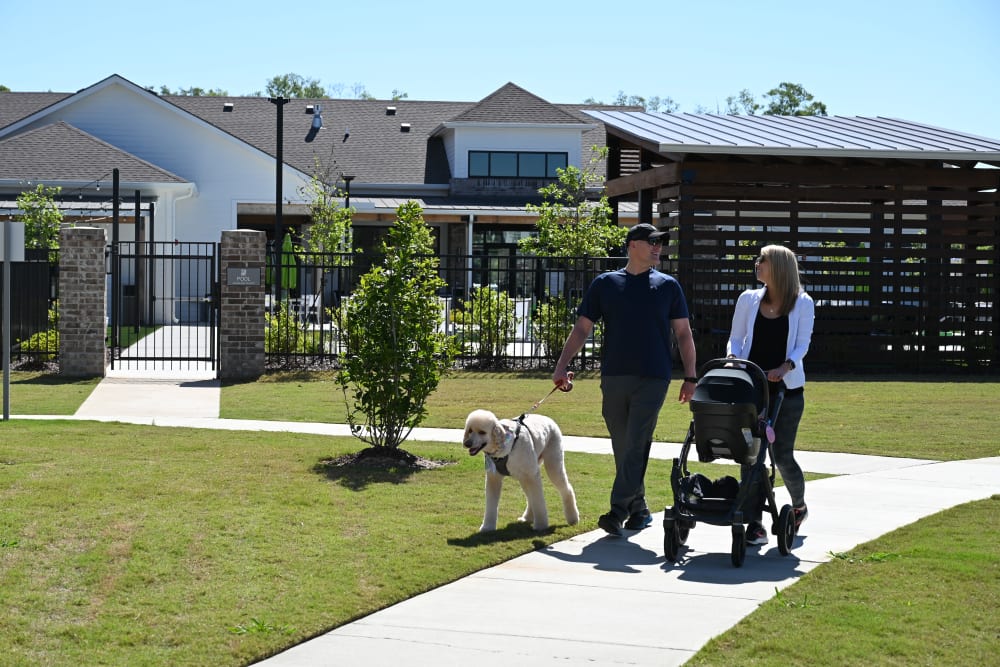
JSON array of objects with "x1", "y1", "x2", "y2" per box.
[{"x1": 749, "y1": 312, "x2": 789, "y2": 395}]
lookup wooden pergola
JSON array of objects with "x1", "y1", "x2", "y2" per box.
[{"x1": 590, "y1": 112, "x2": 1000, "y2": 373}]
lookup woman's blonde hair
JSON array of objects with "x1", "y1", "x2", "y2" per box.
[{"x1": 760, "y1": 245, "x2": 802, "y2": 316}]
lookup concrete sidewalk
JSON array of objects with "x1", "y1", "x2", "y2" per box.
[{"x1": 18, "y1": 374, "x2": 1000, "y2": 666}]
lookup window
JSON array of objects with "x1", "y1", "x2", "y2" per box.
[{"x1": 468, "y1": 151, "x2": 568, "y2": 178}]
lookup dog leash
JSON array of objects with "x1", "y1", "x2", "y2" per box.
[{"x1": 523, "y1": 371, "x2": 574, "y2": 416}]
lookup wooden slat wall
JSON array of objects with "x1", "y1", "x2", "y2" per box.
[{"x1": 657, "y1": 159, "x2": 1000, "y2": 373}]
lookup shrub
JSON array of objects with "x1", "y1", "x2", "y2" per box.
[
  {"x1": 17, "y1": 304, "x2": 59, "y2": 362},
  {"x1": 531, "y1": 295, "x2": 575, "y2": 363},
  {"x1": 454, "y1": 285, "x2": 517, "y2": 364},
  {"x1": 265, "y1": 302, "x2": 323, "y2": 355}
]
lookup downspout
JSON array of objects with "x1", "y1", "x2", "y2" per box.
[{"x1": 160, "y1": 184, "x2": 198, "y2": 324}]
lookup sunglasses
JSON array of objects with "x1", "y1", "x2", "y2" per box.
[
  {"x1": 644, "y1": 238, "x2": 663, "y2": 247},
  {"x1": 755, "y1": 256, "x2": 767, "y2": 264}
]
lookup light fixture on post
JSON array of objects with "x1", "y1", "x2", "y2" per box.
[{"x1": 268, "y1": 96, "x2": 289, "y2": 304}]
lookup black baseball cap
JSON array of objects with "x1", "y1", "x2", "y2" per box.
[{"x1": 626, "y1": 223, "x2": 668, "y2": 243}]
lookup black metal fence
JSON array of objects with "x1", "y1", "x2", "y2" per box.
[
  {"x1": 264, "y1": 251, "x2": 998, "y2": 374},
  {"x1": 1, "y1": 250, "x2": 59, "y2": 369},
  {"x1": 5, "y1": 249, "x2": 994, "y2": 375}
]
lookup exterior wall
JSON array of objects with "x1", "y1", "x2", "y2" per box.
[
  {"x1": 218, "y1": 230, "x2": 266, "y2": 380},
  {"x1": 448, "y1": 126, "x2": 584, "y2": 178},
  {"x1": 58, "y1": 227, "x2": 107, "y2": 377}
]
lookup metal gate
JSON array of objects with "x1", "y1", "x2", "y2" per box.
[{"x1": 109, "y1": 241, "x2": 219, "y2": 374}]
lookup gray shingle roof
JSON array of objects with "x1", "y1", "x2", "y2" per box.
[
  {"x1": 167, "y1": 92, "x2": 617, "y2": 187},
  {"x1": 583, "y1": 111, "x2": 1000, "y2": 164},
  {"x1": 0, "y1": 92, "x2": 70, "y2": 130},
  {"x1": 0, "y1": 79, "x2": 625, "y2": 193},
  {"x1": 167, "y1": 95, "x2": 474, "y2": 185},
  {"x1": 0, "y1": 121, "x2": 187, "y2": 183},
  {"x1": 447, "y1": 82, "x2": 586, "y2": 125}
]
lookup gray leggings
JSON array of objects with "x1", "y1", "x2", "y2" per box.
[{"x1": 746, "y1": 390, "x2": 806, "y2": 521}]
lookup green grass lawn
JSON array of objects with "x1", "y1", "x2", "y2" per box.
[
  {"x1": 219, "y1": 371, "x2": 1000, "y2": 461},
  {"x1": 1, "y1": 371, "x2": 997, "y2": 665}
]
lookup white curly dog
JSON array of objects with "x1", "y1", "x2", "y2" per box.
[{"x1": 462, "y1": 409, "x2": 579, "y2": 532}]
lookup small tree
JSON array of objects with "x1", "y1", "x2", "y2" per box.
[
  {"x1": 518, "y1": 148, "x2": 626, "y2": 258},
  {"x1": 300, "y1": 165, "x2": 353, "y2": 257},
  {"x1": 298, "y1": 159, "x2": 355, "y2": 328},
  {"x1": 518, "y1": 150, "x2": 625, "y2": 356},
  {"x1": 336, "y1": 201, "x2": 459, "y2": 450},
  {"x1": 17, "y1": 184, "x2": 64, "y2": 259}
]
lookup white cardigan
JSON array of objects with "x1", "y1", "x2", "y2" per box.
[{"x1": 726, "y1": 287, "x2": 815, "y2": 389}]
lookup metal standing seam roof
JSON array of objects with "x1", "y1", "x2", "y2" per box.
[{"x1": 583, "y1": 111, "x2": 1000, "y2": 164}]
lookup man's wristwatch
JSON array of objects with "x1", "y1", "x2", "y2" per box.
[
  {"x1": 785, "y1": 359, "x2": 796, "y2": 370},
  {"x1": 684, "y1": 376, "x2": 698, "y2": 384}
]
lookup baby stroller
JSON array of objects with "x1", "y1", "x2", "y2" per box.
[{"x1": 663, "y1": 358, "x2": 796, "y2": 567}]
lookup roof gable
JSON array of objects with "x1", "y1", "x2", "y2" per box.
[{"x1": 448, "y1": 82, "x2": 585, "y2": 125}]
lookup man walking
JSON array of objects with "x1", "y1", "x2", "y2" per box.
[{"x1": 552, "y1": 223, "x2": 697, "y2": 536}]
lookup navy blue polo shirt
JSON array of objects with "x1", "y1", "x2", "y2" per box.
[{"x1": 577, "y1": 268, "x2": 690, "y2": 379}]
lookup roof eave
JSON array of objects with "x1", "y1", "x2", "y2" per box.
[
  {"x1": 659, "y1": 144, "x2": 1000, "y2": 163},
  {"x1": 440, "y1": 121, "x2": 596, "y2": 131}
]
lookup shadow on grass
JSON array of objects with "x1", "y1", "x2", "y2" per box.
[
  {"x1": 312, "y1": 447, "x2": 455, "y2": 490},
  {"x1": 11, "y1": 372, "x2": 97, "y2": 386},
  {"x1": 447, "y1": 523, "x2": 552, "y2": 547}
]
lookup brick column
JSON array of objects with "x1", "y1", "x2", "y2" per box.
[
  {"x1": 219, "y1": 230, "x2": 266, "y2": 380},
  {"x1": 59, "y1": 227, "x2": 108, "y2": 377}
]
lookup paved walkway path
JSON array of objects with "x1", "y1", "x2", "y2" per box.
[{"x1": 14, "y1": 373, "x2": 998, "y2": 666}]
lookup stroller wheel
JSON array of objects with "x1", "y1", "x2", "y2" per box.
[
  {"x1": 777, "y1": 505, "x2": 795, "y2": 556},
  {"x1": 663, "y1": 517, "x2": 680, "y2": 563},
  {"x1": 731, "y1": 524, "x2": 747, "y2": 568},
  {"x1": 677, "y1": 524, "x2": 690, "y2": 546}
]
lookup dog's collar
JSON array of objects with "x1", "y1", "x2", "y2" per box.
[{"x1": 486, "y1": 416, "x2": 526, "y2": 474}]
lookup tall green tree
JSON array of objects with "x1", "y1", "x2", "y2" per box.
[
  {"x1": 518, "y1": 148, "x2": 627, "y2": 258},
  {"x1": 585, "y1": 92, "x2": 678, "y2": 113},
  {"x1": 336, "y1": 201, "x2": 459, "y2": 450},
  {"x1": 157, "y1": 86, "x2": 228, "y2": 96},
  {"x1": 17, "y1": 184, "x2": 63, "y2": 255},
  {"x1": 593, "y1": 82, "x2": 827, "y2": 116},
  {"x1": 724, "y1": 89, "x2": 762, "y2": 115},
  {"x1": 266, "y1": 73, "x2": 328, "y2": 98},
  {"x1": 761, "y1": 82, "x2": 828, "y2": 116}
]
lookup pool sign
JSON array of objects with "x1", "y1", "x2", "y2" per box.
[{"x1": 227, "y1": 267, "x2": 262, "y2": 286}]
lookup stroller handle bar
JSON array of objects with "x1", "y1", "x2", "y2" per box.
[{"x1": 696, "y1": 358, "x2": 784, "y2": 431}]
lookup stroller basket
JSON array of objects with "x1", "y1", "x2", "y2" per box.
[{"x1": 690, "y1": 367, "x2": 766, "y2": 464}]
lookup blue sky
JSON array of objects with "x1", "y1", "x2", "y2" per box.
[{"x1": 6, "y1": 0, "x2": 999, "y2": 139}]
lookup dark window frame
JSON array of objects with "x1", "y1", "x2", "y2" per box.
[{"x1": 468, "y1": 151, "x2": 568, "y2": 178}]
